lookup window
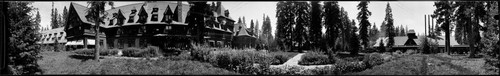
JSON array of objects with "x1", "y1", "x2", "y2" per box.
[
  {"x1": 161, "y1": 5, "x2": 174, "y2": 23},
  {"x1": 109, "y1": 19, "x2": 114, "y2": 26},
  {"x1": 116, "y1": 10, "x2": 125, "y2": 25},
  {"x1": 127, "y1": 9, "x2": 137, "y2": 23},
  {"x1": 58, "y1": 37, "x2": 62, "y2": 40},
  {"x1": 60, "y1": 32, "x2": 64, "y2": 37},
  {"x1": 110, "y1": 13, "x2": 117, "y2": 26},
  {"x1": 136, "y1": 6, "x2": 148, "y2": 24},
  {"x1": 138, "y1": 26, "x2": 146, "y2": 34},
  {"x1": 164, "y1": 26, "x2": 172, "y2": 33},
  {"x1": 117, "y1": 29, "x2": 122, "y2": 35},
  {"x1": 151, "y1": 8, "x2": 159, "y2": 21}
]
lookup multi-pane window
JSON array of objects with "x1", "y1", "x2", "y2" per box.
[
  {"x1": 138, "y1": 26, "x2": 146, "y2": 34},
  {"x1": 127, "y1": 9, "x2": 137, "y2": 23},
  {"x1": 164, "y1": 26, "x2": 172, "y2": 33},
  {"x1": 109, "y1": 19, "x2": 114, "y2": 26},
  {"x1": 151, "y1": 8, "x2": 159, "y2": 21}
]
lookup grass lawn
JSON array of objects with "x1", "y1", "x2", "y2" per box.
[
  {"x1": 347, "y1": 54, "x2": 426, "y2": 75},
  {"x1": 348, "y1": 53, "x2": 498, "y2": 75},
  {"x1": 38, "y1": 51, "x2": 240, "y2": 75}
]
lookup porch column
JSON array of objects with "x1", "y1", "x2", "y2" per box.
[
  {"x1": 135, "y1": 38, "x2": 140, "y2": 47},
  {"x1": 83, "y1": 37, "x2": 88, "y2": 49}
]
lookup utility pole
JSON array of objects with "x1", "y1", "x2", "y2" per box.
[{"x1": 424, "y1": 15, "x2": 427, "y2": 37}]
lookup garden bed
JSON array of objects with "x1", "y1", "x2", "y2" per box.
[
  {"x1": 269, "y1": 51, "x2": 299, "y2": 65},
  {"x1": 298, "y1": 51, "x2": 333, "y2": 65}
]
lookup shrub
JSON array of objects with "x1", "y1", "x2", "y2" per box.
[
  {"x1": 73, "y1": 49, "x2": 119, "y2": 56},
  {"x1": 120, "y1": 46, "x2": 162, "y2": 57},
  {"x1": 164, "y1": 51, "x2": 193, "y2": 61},
  {"x1": 298, "y1": 51, "x2": 332, "y2": 65},
  {"x1": 201, "y1": 48, "x2": 277, "y2": 75},
  {"x1": 141, "y1": 46, "x2": 162, "y2": 57},
  {"x1": 121, "y1": 47, "x2": 143, "y2": 57},
  {"x1": 191, "y1": 43, "x2": 215, "y2": 62},
  {"x1": 100, "y1": 49, "x2": 120, "y2": 56},
  {"x1": 334, "y1": 61, "x2": 367, "y2": 74},
  {"x1": 269, "y1": 51, "x2": 298, "y2": 65},
  {"x1": 363, "y1": 53, "x2": 384, "y2": 68},
  {"x1": 265, "y1": 65, "x2": 304, "y2": 75},
  {"x1": 74, "y1": 49, "x2": 95, "y2": 55}
]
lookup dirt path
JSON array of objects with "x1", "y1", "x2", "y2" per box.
[
  {"x1": 281, "y1": 53, "x2": 304, "y2": 66},
  {"x1": 270, "y1": 53, "x2": 333, "y2": 69}
]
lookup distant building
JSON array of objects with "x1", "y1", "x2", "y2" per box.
[
  {"x1": 373, "y1": 29, "x2": 469, "y2": 52},
  {"x1": 37, "y1": 27, "x2": 67, "y2": 51},
  {"x1": 232, "y1": 23, "x2": 257, "y2": 48},
  {"x1": 64, "y1": 1, "x2": 236, "y2": 50}
]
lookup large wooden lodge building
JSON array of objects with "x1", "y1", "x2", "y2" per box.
[{"x1": 57, "y1": 1, "x2": 255, "y2": 51}]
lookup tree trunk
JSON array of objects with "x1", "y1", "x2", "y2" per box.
[
  {"x1": 469, "y1": 17, "x2": 477, "y2": 58},
  {"x1": 446, "y1": 16, "x2": 450, "y2": 55},
  {"x1": 94, "y1": 7, "x2": 100, "y2": 60}
]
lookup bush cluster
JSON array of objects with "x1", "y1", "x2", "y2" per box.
[
  {"x1": 362, "y1": 53, "x2": 384, "y2": 68},
  {"x1": 298, "y1": 51, "x2": 332, "y2": 65},
  {"x1": 190, "y1": 44, "x2": 214, "y2": 62},
  {"x1": 269, "y1": 51, "x2": 298, "y2": 65},
  {"x1": 163, "y1": 51, "x2": 193, "y2": 61},
  {"x1": 207, "y1": 50, "x2": 275, "y2": 74},
  {"x1": 73, "y1": 49, "x2": 120, "y2": 56},
  {"x1": 485, "y1": 58, "x2": 499, "y2": 72},
  {"x1": 121, "y1": 46, "x2": 162, "y2": 57}
]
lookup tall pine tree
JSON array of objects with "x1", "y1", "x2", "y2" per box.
[
  {"x1": 323, "y1": 1, "x2": 342, "y2": 53},
  {"x1": 432, "y1": 0, "x2": 453, "y2": 55},
  {"x1": 310, "y1": 1, "x2": 323, "y2": 50},
  {"x1": 293, "y1": 2, "x2": 310, "y2": 52},
  {"x1": 357, "y1": 0, "x2": 372, "y2": 50},
  {"x1": 7, "y1": 2, "x2": 42, "y2": 74},
  {"x1": 276, "y1": 1, "x2": 295, "y2": 50},
  {"x1": 384, "y1": 3, "x2": 395, "y2": 47}
]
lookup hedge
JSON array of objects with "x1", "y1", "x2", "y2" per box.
[
  {"x1": 298, "y1": 51, "x2": 333, "y2": 65},
  {"x1": 73, "y1": 49, "x2": 119, "y2": 56}
]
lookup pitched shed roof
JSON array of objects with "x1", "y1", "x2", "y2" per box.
[
  {"x1": 38, "y1": 27, "x2": 67, "y2": 44},
  {"x1": 234, "y1": 23, "x2": 251, "y2": 37}
]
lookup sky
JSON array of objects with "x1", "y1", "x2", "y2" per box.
[{"x1": 31, "y1": 1, "x2": 436, "y2": 36}]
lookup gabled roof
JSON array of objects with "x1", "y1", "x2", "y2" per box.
[
  {"x1": 234, "y1": 23, "x2": 251, "y2": 37},
  {"x1": 70, "y1": 3, "x2": 92, "y2": 24},
  {"x1": 38, "y1": 27, "x2": 67, "y2": 44},
  {"x1": 103, "y1": 2, "x2": 191, "y2": 28}
]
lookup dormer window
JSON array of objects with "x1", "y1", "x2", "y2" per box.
[
  {"x1": 109, "y1": 19, "x2": 114, "y2": 26},
  {"x1": 151, "y1": 8, "x2": 159, "y2": 21},
  {"x1": 127, "y1": 9, "x2": 137, "y2": 23},
  {"x1": 116, "y1": 9, "x2": 126, "y2": 25},
  {"x1": 161, "y1": 5, "x2": 174, "y2": 23},
  {"x1": 109, "y1": 13, "x2": 117, "y2": 26},
  {"x1": 136, "y1": 6, "x2": 148, "y2": 24}
]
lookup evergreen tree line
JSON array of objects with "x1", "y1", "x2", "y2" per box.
[
  {"x1": 432, "y1": 1, "x2": 499, "y2": 58},
  {"x1": 276, "y1": 1, "x2": 377, "y2": 55}
]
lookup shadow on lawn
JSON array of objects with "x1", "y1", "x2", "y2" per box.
[{"x1": 69, "y1": 55, "x2": 94, "y2": 62}]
